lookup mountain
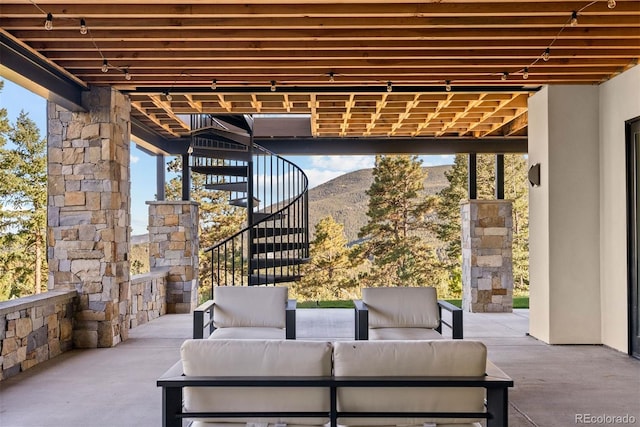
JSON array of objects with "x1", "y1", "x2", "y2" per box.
[{"x1": 308, "y1": 165, "x2": 452, "y2": 242}]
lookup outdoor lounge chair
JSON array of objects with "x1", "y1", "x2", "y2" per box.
[
  {"x1": 193, "y1": 285, "x2": 296, "y2": 339},
  {"x1": 354, "y1": 286, "x2": 463, "y2": 340}
]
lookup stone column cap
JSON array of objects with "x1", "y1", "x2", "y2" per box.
[{"x1": 146, "y1": 200, "x2": 200, "y2": 206}]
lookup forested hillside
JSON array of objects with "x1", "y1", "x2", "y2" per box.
[{"x1": 308, "y1": 165, "x2": 451, "y2": 242}]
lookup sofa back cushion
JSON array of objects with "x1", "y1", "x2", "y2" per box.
[
  {"x1": 182, "y1": 339, "x2": 333, "y2": 425},
  {"x1": 362, "y1": 287, "x2": 440, "y2": 329},
  {"x1": 333, "y1": 340, "x2": 487, "y2": 425},
  {"x1": 213, "y1": 285, "x2": 287, "y2": 328}
]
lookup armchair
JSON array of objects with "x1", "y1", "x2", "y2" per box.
[
  {"x1": 193, "y1": 285, "x2": 296, "y2": 339},
  {"x1": 354, "y1": 287, "x2": 463, "y2": 340}
]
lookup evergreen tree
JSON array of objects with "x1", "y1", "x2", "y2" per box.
[
  {"x1": 0, "y1": 106, "x2": 48, "y2": 300},
  {"x1": 433, "y1": 154, "x2": 529, "y2": 295},
  {"x1": 165, "y1": 157, "x2": 245, "y2": 300},
  {"x1": 296, "y1": 216, "x2": 356, "y2": 301},
  {"x1": 504, "y1": 155, "x2": 530, "y2": 292},
  {"x1": 357, "y1": 155, "x2": 443, "y2": 290}
]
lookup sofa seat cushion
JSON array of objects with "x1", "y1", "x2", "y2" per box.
[
  {"x1": 213, "y1": 286, "x2": 288, "y2": 328},
  {"x1": 333, "y1": 340, "x2": 487, "y2": 426},
  {"x1": 368, "y1": 327, "x2": 443, "y2": 341},
  {"x1": 181, "y1": 339, "x2": 332, "y2": 425},
  {"x1": 209, "y1": 327, "x2": 285, "y2": 340},
  {"x1": 363, "y1": 287, "x2": 440, "y2": 329},
  {"x1": 191, "y1": 423, "x2": 328, "y2": 427},
  {"x1": 191, "y1": 422, "x2": 482, "y2": 427},
  {"x1": 334, "y1": 424, "x2": 481, "y2": 427}
]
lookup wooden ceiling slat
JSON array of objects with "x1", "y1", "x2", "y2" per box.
[
  {"x1": 14, "y1": 27, "x2": 640, "y2": 41},
  {"x1": 4, "y1": 2, "x2": 639, "y2": 17},
  {"x1": 5, "y1": 15, "x2": 640, "y2": 30},
  {"x1": 29, "y1": 39, "x2": 640, "y2": 51},
  {"x1": 43, "y1": 48, "x2": 640, "y2": 61}
]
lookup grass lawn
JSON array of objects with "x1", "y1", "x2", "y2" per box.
[
  {"x1": 445, "y1": 297, "x2": 529, "y2": 309},
  {"x1": 298, "y1": 297, "x2": 529, "y2": 309},
  {"x1": 297, "y1": 300, "x2": 355, "y2": 308}
]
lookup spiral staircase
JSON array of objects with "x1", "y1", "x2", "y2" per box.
[{"x1": 189, "y1": 114, "x2": 309, "y2": 296}]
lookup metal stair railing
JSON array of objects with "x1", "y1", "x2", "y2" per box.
[{"x1": 201, "y1": 142, "x2": 309, "y2": 296}]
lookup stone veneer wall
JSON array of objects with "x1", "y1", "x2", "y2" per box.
[
  {"x1": 461, "y1": 200, "x2": 513, "y2": 312},
  {"x1": 147, "y1": 201, "x2": 199, "y2": 313},
  {"x1": 0, "y1": 291, "x2": 76, "y2": 380},
  {"x1": 128, "y1": 268, "x2": 169, "y2": 328},
  {"x1": 0, "y1": 269, "x2": 171, "y2": 381},
  {"x1": 47, "y1": 87, "x2": 131, "y2": 348}
]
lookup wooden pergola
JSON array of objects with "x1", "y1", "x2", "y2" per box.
[{"x1": 1, "y1": 0, "x2": 639, "y2": 152}]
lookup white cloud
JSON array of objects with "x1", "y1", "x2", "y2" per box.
[
  {"x1": 130, "y1": 154, "x2": 140, "y2": 164},
  {"x1": 310, "y1": 155, "x2": 375, "y2": 172},
  {"x1": 420, "y1": 155, "x2": 455, "y2": 167},
  {"x1": 130, "y1": 217, "x2": 148, "y2": 236},
  {"x1": 305, "y1": 169, "x2": 348, "y2": 189}
]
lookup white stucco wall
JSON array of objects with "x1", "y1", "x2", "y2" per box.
[
  {"x1": 528, "y1": 85, "x2": 602, "y2": 344},
  {"x1": 528, "y1": 88, "x2": 551, "y2": 342},
  {"x1": 599, "y1": 66, "x2": 640, "y2": 352}
]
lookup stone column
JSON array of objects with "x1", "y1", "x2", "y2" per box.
[
  {"x1": 47, "y1": 87, "x2": 131, "y2": 348},
  {"x1": 461, "y1": 200, "x2": 513, "y2": 312},
  {"x1": 147, "y1": 201, "x2": 199, "y2": 313}
]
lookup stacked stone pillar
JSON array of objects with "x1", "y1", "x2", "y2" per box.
[
  {"x1": 147, "y1": 201, "x2": 199, "y2": 313},
  {"x1": 47, "y1": 87, "x2": 131, "y2": 347},
  {"x1": 461, "y1": 200, "x2": 513, "y2": 312}
]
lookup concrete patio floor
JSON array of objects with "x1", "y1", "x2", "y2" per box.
[{"x1": 0, "y1": 309, "x2": 638, "y2": 427}]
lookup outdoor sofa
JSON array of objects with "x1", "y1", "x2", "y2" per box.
[
  {"x1": 193, "y1": 286, "x2": 296, "y2": 340},
  {"x1": 354, "y1": 287, "x2": 463, "y2": 340},
  {"x1": 158, "y1": 339, "x2": 513, "y2": 427}
]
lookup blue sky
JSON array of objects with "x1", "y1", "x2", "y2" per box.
[{"x1": 1, "y1": 79, "x2": 453, "y2": 235}]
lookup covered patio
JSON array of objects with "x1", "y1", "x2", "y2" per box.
[
  {"x1": 0, "y1": 310, "x2": 638, "y2": 427},
  {"x1": 1, "y1": 1, "x2": 640, "y2": 424}
]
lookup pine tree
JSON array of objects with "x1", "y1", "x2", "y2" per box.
[
  {"x1": 504, "y1": 155, "x2": 530, "y2": 292},
  {"x1": 0, "y1": 107, "x2": 48, "y2": 300},
  {"x1": 357, "y1": 155, "x2": 443, "y2": 289},
  {"x1": 433, "y1": 154, "x2": 529, "y2": 295},
  {"x1": 296, "y1": 216, "x2": 356, "y2": 301},
  {"x1": 165, "y1": 157, "x2": 245, "y2": 300}
]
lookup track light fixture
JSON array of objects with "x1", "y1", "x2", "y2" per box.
[
  {"x1": 523, "y1": 68, "x2": 529, "y2": 80},
  {"x1": 445, "y1": 80, "x2": 452, "y2": 92},
  {"x1": 570, "y1": 11, "x2": 578, "y2": 27},
  {"x1": 101, "y1": 59, "x2": 109, "y2": 73},
  {"x1": 211, "y1": 79, "x2": 217, "y2": 90},
  {"x1": 44, "y1": 13, "x2": 53, "y2": 30},
  {"x1": 80, "y1": 18, "x2": 88, "y2": 35},
  {"x1": 270, "y1": 81, "x2": 277, "y2": 92},
  {"x1": 386, "y1": 81, "x2": 392, "y2": 92}
]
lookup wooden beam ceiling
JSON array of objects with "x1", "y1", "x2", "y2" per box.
[{"x1": 2, "y1": 0, "x2": 639, "y2": 140}]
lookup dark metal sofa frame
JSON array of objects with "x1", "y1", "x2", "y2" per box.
[
  {"x1": 353, "y1": 299, "x2": 464, "y2": 340},
  {"x1": 193, "y1": 299, "x2": 297, "y2": 339},
  {"x1": 158, "y1": 367, "x2": 513, "y2": 427}
]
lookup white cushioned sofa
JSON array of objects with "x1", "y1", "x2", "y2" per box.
[
  {"x1": 158, "y1": 339, "x2": 513, "y2": 427},
  {"x1": 354, "y1": 287, "x2": 463, "y2": 340},
  {"x1": 181, "y1": 339, "x2": 332, "y2": 427},
  {"x1": 193, "y1": 286, "x2": 296, "y2": 339}
]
